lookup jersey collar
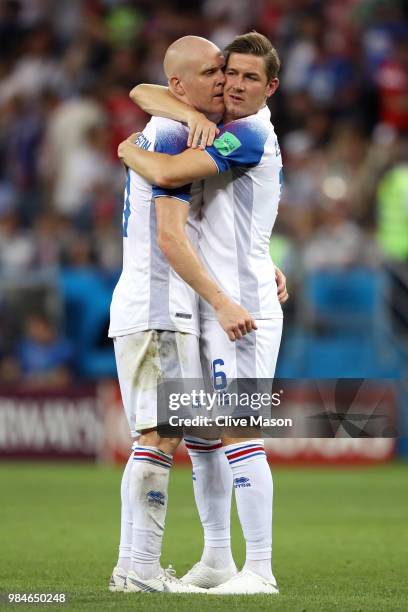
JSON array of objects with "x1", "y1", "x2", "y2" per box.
[
  {"x1": 257, "y1": 105, "x2": 271, "y2": 123},
  {"x1": 220, "y1": 104, "x2": 271, "y2": 128}
]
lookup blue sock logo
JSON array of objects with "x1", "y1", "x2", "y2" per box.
[
  {"x1": 146, "y1": 490, "x2": 165, "y2": 505},
  {"x1": 234, "y1": 477, "x2": 251, "y2": 488}
]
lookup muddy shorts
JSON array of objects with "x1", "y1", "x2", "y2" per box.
[{"x1": 113, "y1": 330, "x2": 202, "y2": 436}]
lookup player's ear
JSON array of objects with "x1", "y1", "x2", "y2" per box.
[
  {"x1": 265, "y1": 78, "x2": 279, "y2": 98},
  {"x1": 169, "y1": 76, "x2": 186, "y2": 97}
]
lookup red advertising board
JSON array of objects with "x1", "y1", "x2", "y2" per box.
[
  {"x1": 94, "y1": 382, "x2": 397, "y2": 466},
  {"x1": 0, "y1": 382, "x2": 396, "y2": 464},
  {"x1": 0, "y1": 386, "x2": 102, "y2": 460}
]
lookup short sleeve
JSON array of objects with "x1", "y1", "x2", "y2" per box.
[
  {"x1": 152, "y1": 122, "x2": 191, "y2": 203},
  {"x1": 204, "y1": 118, "x2": 269, "y2": 173},
  {"x1": 152, "y1": 183, "x2": 191, "y2": 203}
]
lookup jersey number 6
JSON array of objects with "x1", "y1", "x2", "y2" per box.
[{"x1": 212, "y1": 359, "x2": 227, "y2": 390}]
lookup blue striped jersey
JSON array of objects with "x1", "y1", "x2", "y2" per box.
[
  {"x1": 108, "y1": 117, "x2": 200, "y2": 338},
  {"x1": 199, "y1": 106, "x2": 283, "y2": 320}
]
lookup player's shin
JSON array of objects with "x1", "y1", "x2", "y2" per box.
[
  {"x1": 129, "y1": 445, "x2": 173, "y2": 580},
  {"x1": 117, "y1": 451, "x2": 133, "y2": 572},
  {"x1": 185, "y1": 436, "x2": 234, "y2": 568},
  {"x1": 224, "y1": 439, "x2": 275, "y2": 582}
]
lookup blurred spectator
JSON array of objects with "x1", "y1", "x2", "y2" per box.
[
  {"x1": 105, "y1": 85, "x2": 148, "y2": 157},
  {"x1": 203, "y1": 0, "x2": 253, "y2": 31},
  {"x1": 139, "y1": 36, "x2": 171, "y2": 85},
  {"x1": 375, "y1": 36, "x2": 408, "y2": 132},
  {"x1": 359, "y1": 0, "x2": 407, "y2": 78},
  {"x1": 376, "y1": 161, "x2": 408, "y2": 261},
  {"x1": 304, "y1": 37, "x2": 357, "y2": 112},
  {"x1": 105, "y1": 2, "x2": 145, "y2": 48},
  {"x1": 48, "y1": 0, "x2": 83, "y2": 47},
  {"x1": 0, "y1": 21, "x2": 68, "y2": 104},
  {"x1": 52, "y1": 123, "x2": 116, "y2": 224},
  {"x1": 0, "y1": 0, "x2": 406, "y2": 380},
  {"x1": 281, "y1": 12, "x2": 322, "y2": 94},
  {"x1": 0, "y1": 182, "x2": 36, "y2": 275},
  {"x1": 32, "y1": 212, "x2": 66, "y2": 269},
  {"x1": 0, "y1": 0, "x2": 24, "y2": 64},
  {"x1": 375, "y1": 140, "x2": 408, "y2": 333},
  {"x1": 41, "y1": 87, "x2": 107, "y2": 196},
  {"x1": 208, "y1": 15, "x2": 241, "y2": 50},
  {"x1": 352, "y1": 124, "x2": 400, "y2": 223},
  {"x1": 303, "y1": 197, "x2": 381, "y2": 271},
  {"x1": 279, "y1": 130, "x2": 325, "y2": 235},
  {"x1": 92, "y1": 195, "x2": 122, "y2": 279},
  {"x1": 1, "y1": 313, "x2": 74, "y2": 388}
]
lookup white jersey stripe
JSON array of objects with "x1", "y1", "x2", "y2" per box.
[
  {"x1": 109, "y1": 116, "x2": 200, "y2": 338},
  {"x1": 232, "y1": 169, "x2": 261, "y2": 315},
  {"x1": 148, "y1": 197, "x2": 171, "y2": 327},
  {"x1": 236, "y1": 330, "x2": 257, "y2": 379},
  {"x1": 158, "y1": 332, "x2": 182, "y2": 379},
  {"x1": 200, "y1": 106, "x2": 283, "y2": 321}
]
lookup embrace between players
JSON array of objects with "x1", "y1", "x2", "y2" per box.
[{"x1": 108, "y1": 31, "x2": 288, "y2": 595}]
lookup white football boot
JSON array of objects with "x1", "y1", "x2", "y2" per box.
[
  {"x1": 181, "y1": 561, "x2": 238, "y2": 589},
  {"x1": 125, "y1": 566, "x2": 206, "y2": 593},
  {"x1": 108, "y1": 566, "x2": 127, "y2": 592},
  {"x1": 207, "y1": 569, "x2": 279, "y2": 595}
]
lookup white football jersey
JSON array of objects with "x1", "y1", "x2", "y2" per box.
[
  {"x1": 199, "y1": 106, "x2": 283, "y2": 320},
  {"x1": 109, "y1": 117, "x2": 200, "y2": 338}
]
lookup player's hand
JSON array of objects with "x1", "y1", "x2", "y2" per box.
[
  {"x1": 187, "y1": 111, "x2": 219, "y2": 149},
  {"x1": 214, "y1": 295, "x2": 257, "y2": 342},
  {"x1": 127, "y1": 132, "x2": 141, "y2": 143},
  {"x1": 117, "y1": 133, "x2": 141, "y2": 161},
  {"x1": 275, "y1": 265, "x2": 289, "y2": 304}
]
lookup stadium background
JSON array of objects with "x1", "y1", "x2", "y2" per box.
[{"x1": 0, "y1": 1, "x2": 407, "y2": 610}]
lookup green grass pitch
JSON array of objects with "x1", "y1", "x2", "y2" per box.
[{"x1": 1, "y1": 462, "x2": 407, "y2": 611}]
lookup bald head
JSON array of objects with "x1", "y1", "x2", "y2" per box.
[
  {"x1": 162, "y1": 35, "x2": 225, "y2": 120},
  {"x1": 164, "y1": 36, "x2": 222, "y2": 79}
]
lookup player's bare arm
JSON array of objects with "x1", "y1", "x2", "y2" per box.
[
  {"x1": 118, "y1": 134, "x2": 290, "y2": 306},
  {"x1": 155, "y1": 196, "x2": 257, "y2": 341},
  {"x1": 130, "y1": 84, "x2": 219, "y2": 148},
  {"x1": 118, "y1": 135, "x2": 218, "y2": 188}
]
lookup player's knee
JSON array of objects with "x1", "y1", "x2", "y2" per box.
[
  {"x1": 157, "y1": 436, "x2": 182, "y2": 455},
  {"x1": 138, "y1": 429, "x2": 181, "y2": 455},
  {"x1": 138, "y1": 429, "x2": 161, "y2": 448},
  {"x1": 184, "y1": 425, "x2": 220, "y2": 440},
  {"x1": 222, "y1": 426, "x2": 262, "y2": 446}
]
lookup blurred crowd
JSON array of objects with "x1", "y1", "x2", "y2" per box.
[{"x1": 0, "y1": 0, "x2": 407, "y2": 386}]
